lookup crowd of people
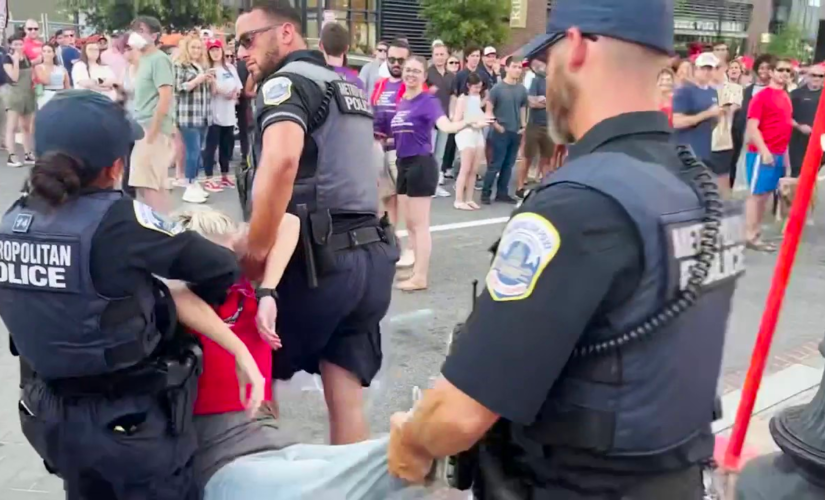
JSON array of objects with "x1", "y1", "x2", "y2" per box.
[
  {"x1": 659, "y1": 43, "x2": 822, "y2": 251},
  {"x1": 0, "y1": 18, "x2": 249, "y2": 208}
]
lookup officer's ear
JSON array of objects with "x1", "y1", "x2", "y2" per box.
[{"x1": 102, "y1": 158, "x2": 125, "y2": 187}]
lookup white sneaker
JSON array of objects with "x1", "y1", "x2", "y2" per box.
[
  {"x1": 433, "y1": 186, "x2": 451, "y2": 198},
  {"x1": 182, "y1": 185, "x2": 207, "y2": 204},
  {"x1": 194, "y1": 182, "x2": 210, "y2": 197}
]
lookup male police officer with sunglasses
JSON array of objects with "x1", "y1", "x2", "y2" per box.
[
  {"x1": 387, "y1": 1, "x2": 746, "y2": 498},
  {"x1": 234, "y1": 0, "x2": 397, "y2": 445}
]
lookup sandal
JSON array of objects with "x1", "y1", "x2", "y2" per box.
[
  {"x1": 466, "y1": 201, "x2": 480, "y2": 210},
  {"x1": 746, "y1": 240, "x2": 778, "y2": 253},
  {"x1": 396, "y1": 279, "x2": 428, "y2": 292},
  {"x1": 454, "y1": 202, "x2": 473, "y2": 211}
]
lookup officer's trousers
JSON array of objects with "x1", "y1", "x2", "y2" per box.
[
  {"x1": 274, "y1": 241, "x2": 398, "y2": 386},
  {"x1": 19, "y1": 378, "x2": 200, "y2": 500}
]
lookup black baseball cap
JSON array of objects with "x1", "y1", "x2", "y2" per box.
[
  {"x1": 34, "y1": 90, "x2": 144, "y2": 172},
  {"x1": 522, "y1": 0, "x2": 674, "y2": 61}
]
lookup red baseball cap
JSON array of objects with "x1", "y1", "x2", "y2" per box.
[{"x1": 206, "y1": 39, "x2": 223, "y2": 50}]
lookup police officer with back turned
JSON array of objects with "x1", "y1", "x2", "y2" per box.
[
  {"x1": 235, "y1": 0, "x2": 397, "y2": 445},
  {"x1": 387, "y1": 1, "x2": 746, "y2": 498},
  {"x1": 0, "y1": 90, "x2": 262, "y2": 499}
]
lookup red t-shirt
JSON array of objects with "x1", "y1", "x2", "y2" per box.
[
  {"x1": 747, "y1": 87, "x2": 793, "y2": 154},
  {"x1": 23, "y1": 38, "x2": 43, "y2": 63},
  {"x1": 192, "y1": 279, "x2": 273, "y2": 415},
  {"x1": 660, "y1": 105, "x2": 673, "y2": 127}
]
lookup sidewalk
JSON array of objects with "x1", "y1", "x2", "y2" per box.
[{"x1": 715, "y1": 356, "x2": 824, "y2": 462}]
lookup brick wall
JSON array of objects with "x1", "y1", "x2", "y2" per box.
[{"x1": 502, "y1": 0, "x2": 548, "y2": 55}]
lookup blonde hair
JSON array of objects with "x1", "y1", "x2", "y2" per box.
[
  {"x1": 171, "y1": 208, "x2": 238, "y2": 238},
  {"x1": 174, "y1": 35, "x2": 207, "y2": 67}
]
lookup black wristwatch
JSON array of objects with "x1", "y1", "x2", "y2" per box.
[{"x1": 255, "y1": 288, "x2": 278, "y2": 301}]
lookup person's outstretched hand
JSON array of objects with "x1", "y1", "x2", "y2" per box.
[
  {"x1": 256, "y1": 296, "x2": 282, "y2": 350},
  {"x1": 236, "y1": 352, "x2": 265, "y2": 418}
]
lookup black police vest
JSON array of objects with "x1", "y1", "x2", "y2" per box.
[
  {"x1": 248, "y1": 61, "x2": 379, "y2": 217},
  {"x1": 520, "y1": 152, "x2": 745, "y2": 456},
  {"x1": 0, "y1": 192, "x2": 161, "y2": 380}
]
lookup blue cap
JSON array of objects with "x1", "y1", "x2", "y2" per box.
[
  {"x1": 34, "y1": 90, "x2": 144, "y2": 172},
  {"x1": 522, "y1": 0, "x2": 674, "y2": 60}
]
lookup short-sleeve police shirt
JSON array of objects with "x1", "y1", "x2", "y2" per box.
[
  {"x1": 254, "y1": 50, "x2": 327, "y2": 135},
  {"x1": 442, "y1": 113, "x2": 680, "y2": 426}
]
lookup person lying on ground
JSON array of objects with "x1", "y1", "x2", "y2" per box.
[{"x1": 167, "y1": 208, "x2": 452, "y2": 499}]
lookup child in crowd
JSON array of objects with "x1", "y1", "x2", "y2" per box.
[{"x1": 167, "y1": 208, "x2": 300, "y2": 417}]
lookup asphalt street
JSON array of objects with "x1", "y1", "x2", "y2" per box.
[{"x1": 1, "y1": 160, "x2": 825, "y2": 498}]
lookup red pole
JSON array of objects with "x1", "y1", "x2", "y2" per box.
[{"x1": 723, "y1": 83, "x2": 825, "y2": 471}]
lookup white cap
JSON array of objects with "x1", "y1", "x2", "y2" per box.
[
  {"x1": 432, "y1": 39, "x2": 445, "y2": 48},
  {"x1": 695, "y1": 52, "x2": 720, "y2": 69},
  {"x1": 483, "y1": 46, "x2": 497, "y2": 56}
]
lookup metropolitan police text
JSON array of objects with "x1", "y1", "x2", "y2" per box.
[
  {"x1": 672, "y1": 214, "x2": 745, "y2": 290},
  {"x1": 0, "y1": 241, "x2": 71, "y2": 288}
]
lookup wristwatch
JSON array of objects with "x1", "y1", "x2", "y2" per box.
[{"x1": 255, "y1": 288, "x2": 278, "y2": 301}]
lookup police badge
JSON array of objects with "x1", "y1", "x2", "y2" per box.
[{"x1": 262, "y1": 77, "x2": 292, "y2": 106}]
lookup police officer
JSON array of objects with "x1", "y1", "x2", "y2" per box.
[
  {"x1": 234, "y1": 1, "x2": 397, "y2": 445},
  {"x1": 0, "y1": 90, "x2": 261, "y2": 499},
  {"x1": 387, "y1": 1, "x2": 746, "y2": 498}
]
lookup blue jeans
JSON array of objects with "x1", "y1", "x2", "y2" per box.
[
  {"x1": 204, "y1": 436, "x2": 444, "y2": 499},
  {"x1": 179, "y1": 126, "x2": 207, "y2": 182},
  {"x1": 482, "y1": 130, "x2": 521, "y2": 199}
]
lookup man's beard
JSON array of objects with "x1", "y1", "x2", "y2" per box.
[
  {"x1": 253, "y1": 45, "x2": 282, "y2": 82},
  {"x1": 546, "y1": 59, "x2": 578, "y2": 145},
  {"x1": 389, "y1": 67, "x2": 402, "y2": 78}
]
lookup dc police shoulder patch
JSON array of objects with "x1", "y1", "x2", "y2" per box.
[
  {"x1": 262, "y1": 76, "x2": 292, "y2": 106},
  {"x1": 133, "y1": 201, "x2": 183, "y2": 236},
  {"x1": 486, "y1": 212, "x2": 561, "y2": 302}
]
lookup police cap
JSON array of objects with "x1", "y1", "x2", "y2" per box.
[
  {"x1": 522, "y1": 0, "x2": 674, "y2": 61},
  {"x1": 34, "y1": 90, "x2": 144, "y2": 172}
]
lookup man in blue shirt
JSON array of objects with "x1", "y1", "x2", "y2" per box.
[
  {"x1": 55, "y1": 29, "x2": 81, "y2": 85},
  {"x1": 672, "y1": 52, "x2": 723, "y2": 166}
]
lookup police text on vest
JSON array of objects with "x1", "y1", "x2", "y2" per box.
[
  {"x1": 671, "y1": 214, "x2": 746, "y2": 290},
  {"x1": 0, "y1": 240, "x2": 74, "y2": 289}
]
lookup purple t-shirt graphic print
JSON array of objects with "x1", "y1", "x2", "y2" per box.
[{"x1": 391, "y1": 92, "x2": 445, "y2": 158}]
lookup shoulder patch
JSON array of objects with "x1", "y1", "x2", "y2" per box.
[
  {"x1": 262, "y1": 76, "x2": 292, "y2": 106},
  {"x1": 133, "y1": 201, "x2": 183, "y2": 236},
  {"x1": 486, "y1": 212, "x2": 561, "y2": 302}
]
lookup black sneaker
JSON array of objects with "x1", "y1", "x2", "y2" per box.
[
  {"x1": 7, "y1": 154, "x2": 22, "y2": 167},
  {"x1": 24, "y1": 153, "x2": 35, "y2": 165},
  {"x1": 496, "y1": 195, "x2": 518, "y2": 204},
  {"x1": 515, "y1": 188, "x2": 526, "y2": 199},
  {"x1": 481, "y1": 197, "x2": 492, "y2": 205}
]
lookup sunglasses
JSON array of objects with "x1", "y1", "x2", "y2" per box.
[
  {"x1": 810, "y1": 73, "x2": 825, "y2": 78},
  {"x1": 26, "y1": 27, "x2": 39, "y2": 31},
  {"x1": 236, "y1": 24, "x2": 282, "y2": 49},
  {"x1": 448, "y1": 61, "x2": 459, "y2": 65},
  {"x1": 388, "y1": 57, "x2": 406, "y2": 65},
  {"x1": 775, "y1": 67, "x2": 792, "y2": 74}
]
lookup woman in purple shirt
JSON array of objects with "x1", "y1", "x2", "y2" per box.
[{"x1": 390, "y1": 56, "x2": 489, "y2": 291}]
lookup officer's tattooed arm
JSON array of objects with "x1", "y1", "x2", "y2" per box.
[
  {"x1": 389, "y1": 377, "x2": 498, "y2": 483},
  {"x1": 247, "y1": 123, "x2": 304, "y2": 262}
]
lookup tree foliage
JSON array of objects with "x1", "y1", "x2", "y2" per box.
[
  {"x1": 419, "y1": 0, "x2": 510, "y2": 51},
  {"x1": 62, "y1": 0, "x2": 231, "y2": 32},
  {"x1": 767, "y1": 23, "x2": 810, "y2": 62}
]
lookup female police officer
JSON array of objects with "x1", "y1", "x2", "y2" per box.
[{"x1": 0, "y1": 90, "x2": 264, "y2": 500}]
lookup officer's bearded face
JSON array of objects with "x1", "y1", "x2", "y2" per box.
[
  {"x1": 236, "y1": 12, "x2": 285, "y2": 82},
  {"x1": 545, "y1": 45, "x2": 578, "y2": 145}
]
